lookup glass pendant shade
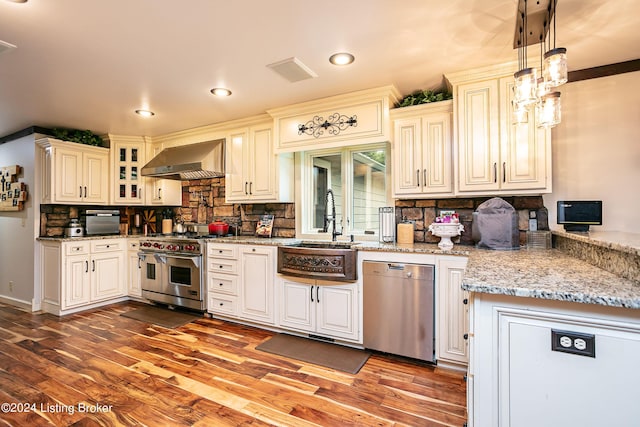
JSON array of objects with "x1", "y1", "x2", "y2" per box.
[
  {"x1": 514, "y1": 68, "x2": 538, "y2": 107},
  {"x1": 543, "y1": 47, "x2": 568, "y2": 87},
  {"x1": 537, "y1": 91, "x2": 561, "y2": 128}
]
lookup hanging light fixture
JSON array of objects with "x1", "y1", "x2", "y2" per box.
[
  {"x1": 543, "y1": 0, "x2": 568, "y2": 87},
  {"x1": 513, "y1": 0, "x2": 538, "y2": 109},
  {"x1": 537, "y1": 91, "x2": 562, "y2": 127}
]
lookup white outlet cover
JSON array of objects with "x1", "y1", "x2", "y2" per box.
[{"x1": 560, "y1": 336, "x2": 572, "y2": 348}]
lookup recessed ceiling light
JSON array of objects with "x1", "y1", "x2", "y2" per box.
[
  {"x1": 329, "y1": 52, "x2": 355, "y2": 66},
  {"x1": 210, "y1": 87, "x2": 232, "y2": 97},
  {"x1": 135, "y1": 109, "x2": 155, "y2": 117}
]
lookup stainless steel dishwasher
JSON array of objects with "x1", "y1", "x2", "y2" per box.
[{"x1": 363, "y1": 261, "x2": 435, "y2": 362}]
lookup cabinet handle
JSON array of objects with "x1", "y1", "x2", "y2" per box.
[
  {"x1": 316, "y1": 286, "x2": 320, "y2": 303},
  {"x1": 85, "y1": 260, "x2": 89, "y2": 273},
  {"x1": 138, "y1": 257, "x2": 141, "y2": 269},
  {"x1": 311, "y1": 286, "x2": 314, "y2": 302},
  {"x1": 416, "y1": 169, "x2": 420, "y2": 187},
  {"x1": 502, "y1": 162, "x2": 506, "y2": 183},
  {"x1": 84, "y1": 186, "x2": 87, "y2": 198},
  {"x1": 249, "y1": 182, "x2": 252, "y2": 195},
  {"x1": 92, "y1": 260, "x2": 95, "y2": 272},
  {"x1": 79, "y1": 186, "x2": 83, "y2": 198},
  {"x1": 463, "y1": 298, "x2": 468, "y2": 305},
  {"x1": 158, "y1": 188, "x2": 162, "y2": 200},
  {"x1": 423, "y1": 169, "x2": 427, "y2": 186},
  {"x1": 245, "y1": 182, "x2": 248, "y2": 195},
  {"x1": 493, "y1": 163, "x2": 497, "y2": 183},
  {"x1": 463, "y1": 333, "x2": 469, "y2": 340}
]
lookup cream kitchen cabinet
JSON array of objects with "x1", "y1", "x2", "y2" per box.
[
  {"x1": 278, "y1": 276, "x2": 360, "y2": 342},
  {"x1": 447, "y1": 64, "x2": 551, "y2": 195},
  {"x1": 206, "y1": 243, "x2": 240, "y2": 317},
  {"x1": 436, "y1": 256, "x2": 469, "y2": 369},
  {"x1": 127, "y1": 239, "x2": 142, "y2": 298},
  {"x1": 37, "y1": 138, "x2": 109, "y2": 205},
  {"x1": 109, "y1": 135, "x2": 181, "y2": 206},
  {"x1": 40, "y1": 238, "x2": 127, "y2": 316},
  {"x1": 239, "y1": 245, "x2": 276, "y2": 325},
  {"x1": 225, "y1": 123, "x2": 293, "y2": 203},
  {"x1": 391, "y1": 101, "x2": 454, "y2": 198}
]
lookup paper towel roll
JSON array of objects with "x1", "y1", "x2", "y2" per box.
[{"x1": 397, "y1": 223, "x2": 414, "y2": 244}]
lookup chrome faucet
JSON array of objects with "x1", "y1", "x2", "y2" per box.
[{"x1": 322, "y1": 189, "x2": 342, "y2": 241}]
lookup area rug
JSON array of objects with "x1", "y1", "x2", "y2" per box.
[
  {"x1": 121, "y1": 305, "x2": 201, "y2": 329},
  {"x1": 256, "y1": 333, "x2": 370, "y2": 374}
]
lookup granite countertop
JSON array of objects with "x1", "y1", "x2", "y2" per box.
[
  {"x1": 552, "y1": 229, "x2": 640, "y2": 257},
  {"x1": 462, "y1": 248, "x2": 640, "y2": 309}
]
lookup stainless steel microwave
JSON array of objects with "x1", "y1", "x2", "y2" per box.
[{"x1": 83, "y1": 209, "x2": 120, "y2": 235}]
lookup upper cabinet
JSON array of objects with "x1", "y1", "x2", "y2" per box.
[
  {"x1": 108, "y1": 135, "x2": 181, "y2": 206},
  {"x1": 225, "y1": 121, "x2": 293, "y2": 203},
  {"x1": 447, "y1": 63, "x2": 551, "y2": 195},
  {"x1": 268, "y1": 86, "x2": 400, "y2": 153},
  {"x1": 391, "y1": 101, "x2": 454, "y2": 198},
  {"x1": 37, "y1": 138, "x2": 109, "y2": 205}
]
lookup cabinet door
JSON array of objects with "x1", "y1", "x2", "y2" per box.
[
  {"x1": 499, "y1": 77, "x2": 550, "y2": 191},
  {"x1": 64, "y1": 255, "x2": 90, "y2": 308},
  {"x1": 145, "y1": 142, "x2": 183, "y2": 206},
  {"x1": 456, "y1": 79, "x2": 500, "y2": 192},
  {"x1": 436, "y1": 257, "x2": 469, "y2": 365},
  {"x1": 279, "y1": 277, "x2": 315, "y2": 332},
  {"x1": 113, "y1": 142, "x2": 144, "y2": 205},
  {"x1": 83, "y1": 150, "x2": 109, "y2": 203},
  {"x1": 316, "y1": 282, "x2": 359, "y2": 341},
  {"x1": 91, "y1": 251, "x2": 126, "y2": 301},
  {"x1": 423, "y1": 112, "x2": 453, "y2": 194},
  {"x1": 239, "y1": 246, "x2": 275, "y2": 324},
  {"x1": 128, "y1": 251, "x2": 142, "y2": 298},
  {"x1": 226, "y1": 128, "x2": 250, "y2": 201},
  {"x1": 248, "y1": 126, "x2": 276, "y2": 200},
  {"x1": 393, "y1": 117, "x2": 423, "y2": 195},
  {"x1": 54, "y1": 147, "x2": 83, "y2": 202}
]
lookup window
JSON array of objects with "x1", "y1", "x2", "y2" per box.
[{"x1": 299, "y1": 143, "x2": 390, "y2": 239}]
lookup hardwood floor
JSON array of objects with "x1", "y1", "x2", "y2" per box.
[{"x1": 0, "y1": 301, "x2": 467, "y2": 426}]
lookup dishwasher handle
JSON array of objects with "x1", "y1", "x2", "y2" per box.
[{"x1": 387, "y1": 263, "x2": 405, "y2": 270}]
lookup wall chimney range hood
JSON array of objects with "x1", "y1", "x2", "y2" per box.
[{"x1": 141, "y1": 139, "x2": 225, "y2": 180}]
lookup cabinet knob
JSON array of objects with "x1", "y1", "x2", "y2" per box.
[
  {"x1": 463, "y1": 298, "x2": 468, "y2": 305},
  {"x1": 252, "y1": 248, "x2": 256, "y2": 252},
  {"x1": 219, "y1": 302, "x2": 224, "y2": 306},
  {"x1": 219, "y1": 265, "x2": 223, "y2": 269},
  {"x1": 463, "y1": 333, "x2": 469, "y2": 340},
  {"x1": 219, "y1": 283, "x2": 223, "y2": 286}
]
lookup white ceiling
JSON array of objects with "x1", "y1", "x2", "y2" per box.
[{"x1": 0, "y1": 0, "x2": 639, "y2": 139}]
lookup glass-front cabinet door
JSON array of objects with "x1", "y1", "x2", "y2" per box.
[{"x1": 112, "y1": 141, "x2": 145, "y2": 204}]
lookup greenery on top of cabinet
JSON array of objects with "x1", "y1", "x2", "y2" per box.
[
  {"x1": 396, "y1": 88, "x2": 453, "y2": 108},
  {"x1": 51, "y1": 128, "x2": 104, "y2": 147}
]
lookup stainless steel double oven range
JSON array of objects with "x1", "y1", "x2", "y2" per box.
[{"x1": 138, "y1": 236, "x2": 205, "y2": 311}]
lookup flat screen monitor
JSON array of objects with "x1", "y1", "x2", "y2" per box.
[{"x1": 557, "y1": 201, "x2": 602, "y2": 232}]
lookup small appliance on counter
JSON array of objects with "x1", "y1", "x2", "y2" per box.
[
  {"x1": 378, "y1": 207, "x2": 395, "y2": 243},
  {"x1": 83, "y1": 209, "x2": 121, "y2": 235},
  {"x1": 472, "y1": 197, "x2": 519, "y2": 250},
  {"x1": 64, "y1": 218, "x2": 84, "y2": 238}
]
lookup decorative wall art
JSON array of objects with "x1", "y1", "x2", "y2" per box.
[{"x1": 0, "y1": 165, "x2": 28, "y2": 212}]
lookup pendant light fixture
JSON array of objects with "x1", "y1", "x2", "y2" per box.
[
  {"x1": 513, "y1": 0, "x2": 537, "y2": 109},
  {"x1": 543, "y1": 0, "x2": 568, "y2": 87}
]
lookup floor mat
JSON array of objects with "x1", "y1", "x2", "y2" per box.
[
  {"x1": 256, "y1": 333, "x2": 370, "y2": 374},
  {"x1": 120, "y1": 305, "x2": 200, "y2": 328}
]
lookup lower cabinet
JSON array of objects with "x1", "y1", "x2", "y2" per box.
[
  {"x1": 436, "y1": 256, "x2": 469, "y2": 368},
  {"x1": 40, "y1": 238, "x2": 127, "y2": 315},
  {"x1": 127, "y1": 239, "x2": 142, "y2": 298},
  {"x1": 278, "y1": 276, "x2": 360, "y2": 342}
]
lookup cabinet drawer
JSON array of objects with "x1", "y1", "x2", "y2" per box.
[
  {"x1": 208, "y1": 274, "x2": 238, "y2": 295},
  {"x1": 207, "y1": 244, "x2": 238, "y2": 259},
  {"x1": 64, "y1": 241, "x2": 90, "y2": 256},
  {"x1": 91, "y1": 239, "x2": 123, "y2": 253},
  {"x1": 207, "y1": 258, "x2": 238, "y2": 275},
  {"x1": 208, "y1": 294, "x2": 237, "y2": 316}
]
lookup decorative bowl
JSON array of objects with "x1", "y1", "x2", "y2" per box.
[{"x1": 428, "y1": 222, "x2": 464, "y2": 250}]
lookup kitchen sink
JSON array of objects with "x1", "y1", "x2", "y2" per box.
[{"x1": 277, "y1": 242, "x2": 357, "y2": 281}]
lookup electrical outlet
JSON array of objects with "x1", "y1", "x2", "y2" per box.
[
  {"x1": 9, "y1": 281, "x2": 13, "y2": 292},
  {"x1": 551, "y1": 329, "x2": 596, "y2": 358}
]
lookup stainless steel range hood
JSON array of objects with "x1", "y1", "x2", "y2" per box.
[{"x1": 141, "y1": 139, "x2": 225, "y2": 180}]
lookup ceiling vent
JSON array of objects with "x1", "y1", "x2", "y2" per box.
[
  {"x1": 267, "y1": 57, "x2": 317, "y2": 83},
  {"x1": 0, "y1": 40, "x2": 16, "y2": 56}
]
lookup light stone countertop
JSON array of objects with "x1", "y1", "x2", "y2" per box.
[
  {"x1": 462, "y1": 248, "x2": 640, "y2": 309},
  {"x1": 552, "y1": 229, "x2": 640, "y2": 256}
]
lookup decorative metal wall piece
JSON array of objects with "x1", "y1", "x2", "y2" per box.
[
  {"x1": 0, "y1": 165, "x2": 28, "y2": 212},
  {"x1": 298, "y1": 113, "x2": 358, "y2": 138}
]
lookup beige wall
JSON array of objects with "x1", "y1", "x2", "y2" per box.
[{"x1": 544, "y1": 71, "x2": 640, "y2": 233}]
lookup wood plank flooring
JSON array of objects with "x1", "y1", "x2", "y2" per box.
[{"x1": 0, "y1": 301, "x2": 467, "y2": 426}]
